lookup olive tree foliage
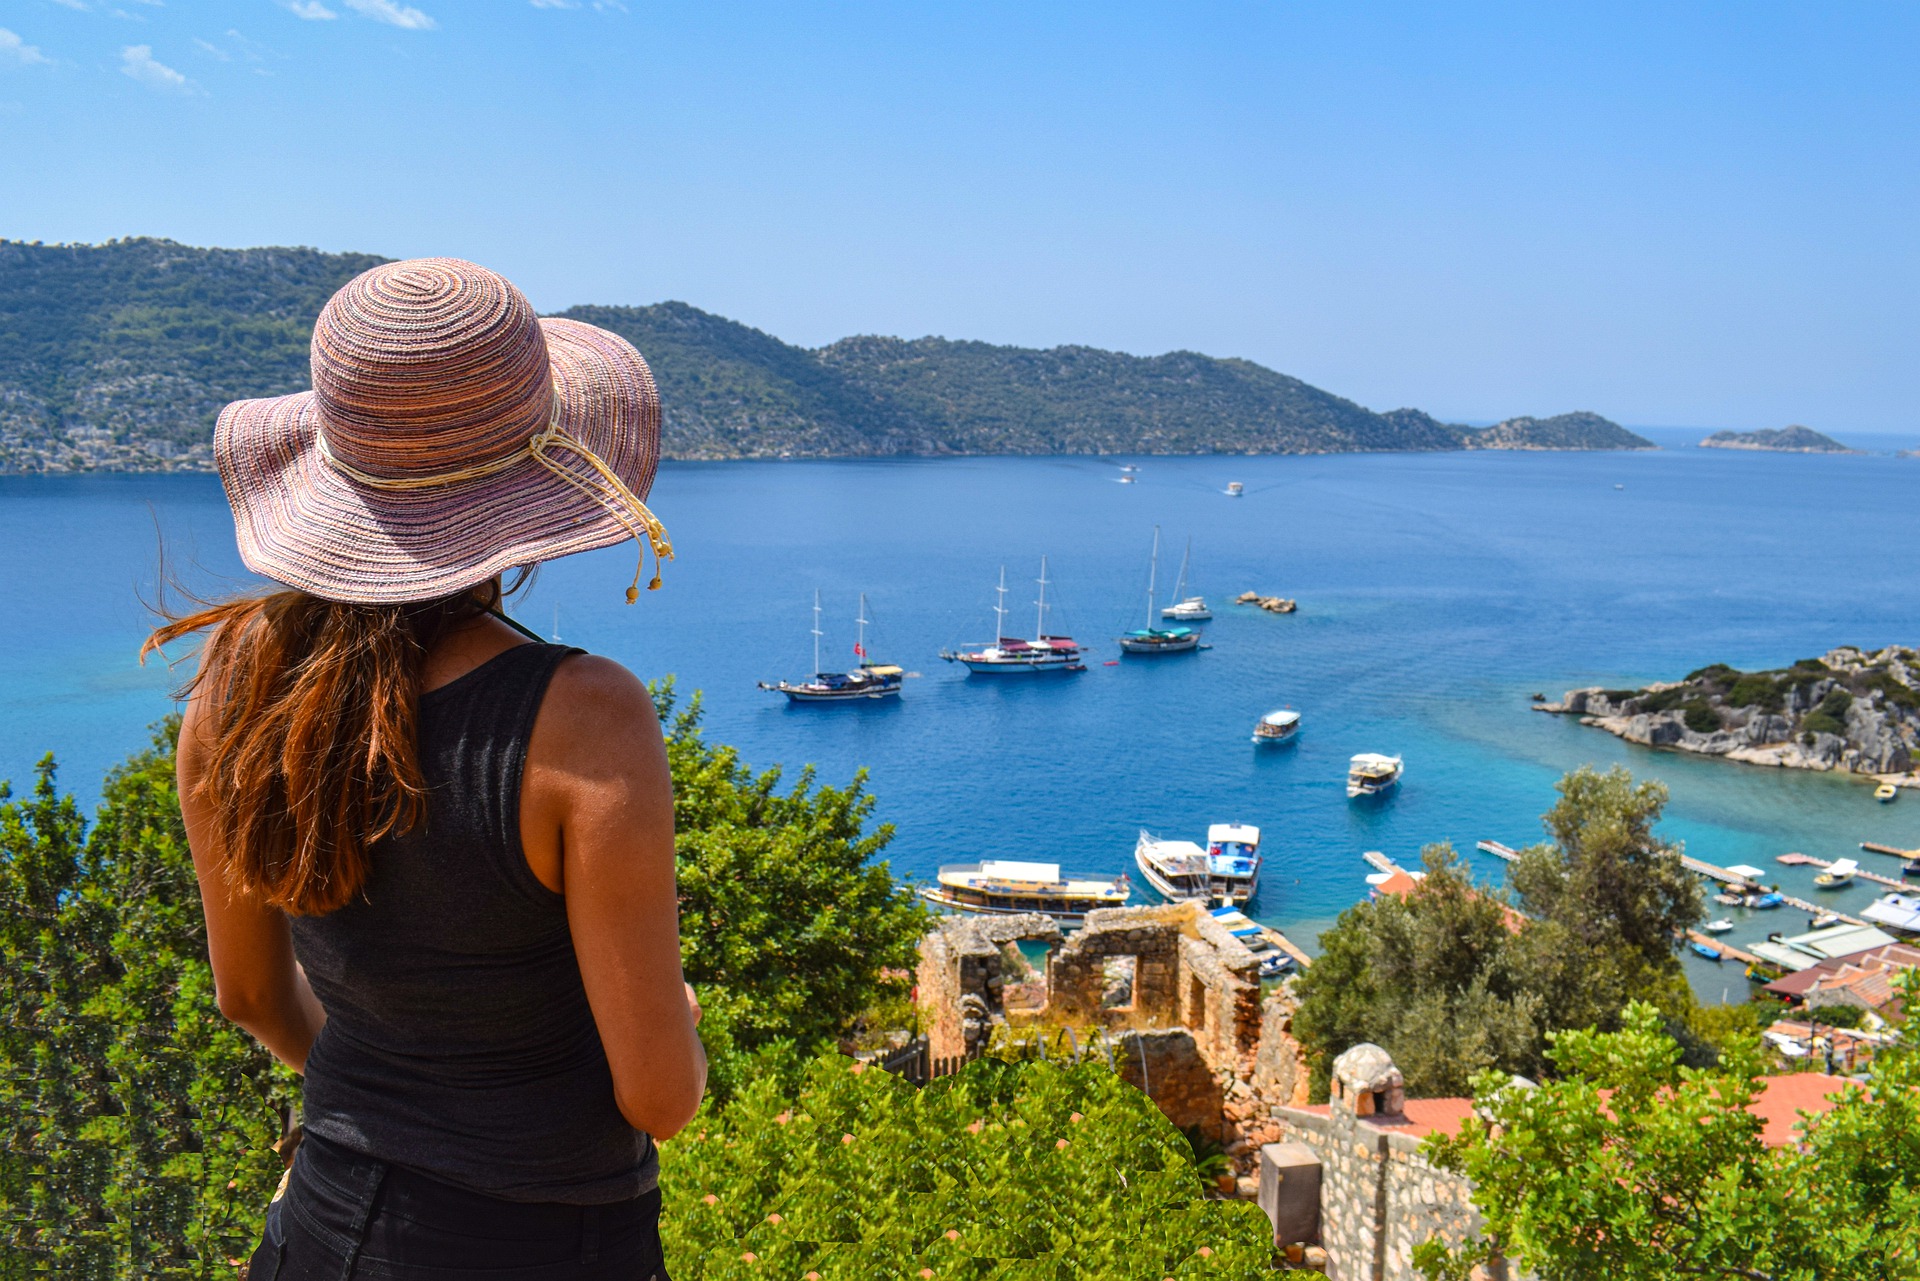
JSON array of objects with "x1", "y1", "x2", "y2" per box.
[
  {"x1": 1293, "y1": 844, "x2": 1544, "y2": 1100},
  {"x1": 0, "y1": 725, "x2": 296, "y2": 1280},
  {"x1": 1294, "y1": 767, "x2": 1703, "y2": 1100},
  {"x1": 656, "y1": 680, "x2": 931, "y2": 1100},
  {"x1": 1417, "y1": 997, "x2": 1920, "y2": 1281},
  {"x1": 1506, "y1": 766, "x2": 1702, "y2": 1031}
]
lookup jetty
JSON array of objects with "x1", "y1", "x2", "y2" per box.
[
  {"x1": 1260, "y1": 927, "x2": 1314, "y2": 970},
  {"x1": 1684, "y1": 930, "x2": 1765, "y2": 968},
  {"x1": 1778, "y1": 851, "x2": 1915, "y2": 892},
  {"x1": 1862, "y1": 841, "x2": 1920, "y2": 860},
  {"x1": 1479, "y1": 838, "x2": 1871, "y2": 929}
]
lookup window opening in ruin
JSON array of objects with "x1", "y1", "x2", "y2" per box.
[
  {"x1": 1101, "y1": 954, "x2": 1137, "y2": 1010},
  {"x1": 1000, "y1": 941, "x2": 1049, "y2": 1012}
]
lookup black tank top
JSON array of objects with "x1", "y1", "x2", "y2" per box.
[{"x1": 291, "y1": 642, "x2": 659, "y2": 1205}]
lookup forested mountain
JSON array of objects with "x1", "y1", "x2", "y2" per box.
[{"x1": 0, "y1": 238, "x2": 1652, "y2": 471}]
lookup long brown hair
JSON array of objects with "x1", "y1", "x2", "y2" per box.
[{"x1": 145, "y1": 578, "x2": 512, "y2": 917}]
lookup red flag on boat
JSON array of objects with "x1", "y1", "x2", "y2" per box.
[{"x1": 853, "y1": 642, "x2": 866, "y2": 658}]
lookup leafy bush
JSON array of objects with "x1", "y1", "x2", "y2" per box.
[
  {"x1": 659, "y1": 1054, "x2": 1277, "y2": 1279},
  {"x1": 1803, "y1": 688, "x2": 1854, "y2": 738},
  {"x1": 1725, "y1": 673, "x2": 1785, "y2": 711},
  {"x1": 1684, "y1": 664, "x2": 1737, "y2": 684},
  {"x1": 1681, "y1": 700, "x2": 1722, "y2": 734},
  {"x1": 1639, "y1": 687, "x2": 1688, "y2": 714},
  {"x1": 1866, "y1": 670, "x2": 1920, "y2": 712}
]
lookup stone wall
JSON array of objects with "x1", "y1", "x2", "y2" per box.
[
  {"x1": 1110, "y1": 1027, "x2": 1226, "y2": 1140},
  {"x1": 915, "y1": 913, "x2": 1062, "y2": 1061},
  {"x1": 1259, "y1": 1044, "x2": 1501, "y2": 1281}
]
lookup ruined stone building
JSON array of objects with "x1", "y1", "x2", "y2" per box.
[{"x1": 914, "y1": 903, "x2": 1310, "y2": 1187}]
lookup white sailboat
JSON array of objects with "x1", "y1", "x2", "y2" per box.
[
  {"x1": 1119, "y1": 527, "x2": 1200, "y2": 655},
  {"x1": 1160, "y1": 536, "x2": 1211, "y2": 621},
  {"x1": 758, "y1": 592, "x2": 904, "y2": 702}
]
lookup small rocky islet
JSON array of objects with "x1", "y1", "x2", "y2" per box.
[
  {"x1": 1538, "y1": 645, "x2": 1919, "y2": 782},
  {"x1": 1698, "y1": 424, "x2": 1857, "y2": 454}
]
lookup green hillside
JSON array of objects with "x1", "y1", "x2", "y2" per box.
[{"x1": 0, "y1": 238, "x2": 1651, "y2": 471}]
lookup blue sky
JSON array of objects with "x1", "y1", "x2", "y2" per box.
[{"x1": 1, "y1": 2, "x2": 1915, "y2": 434}]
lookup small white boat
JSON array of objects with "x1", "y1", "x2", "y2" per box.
[
  {"x1": 1713, "y1": 891, "x2": 1745, "y2": 907},
  {"x1": 918, "y1": 860, "x2": 1130, "y2": 927},
  {"x1": 1810, "y1": 911, "x2": 1841, "y2": 929},
  {"x1": 1134, "y1": 832, "x2": 1213, "y2": 903},
  {"x1": 1703, "y1": 918, "x2": 1734, "y2": 933},
  {"x1": 1209, "y1": 907, "x2": 1294, "y2": 976},
  {"x1": 1253, "y1": 709, "x2": 1301, "y2": 745},
  {"x1": 1877, "y1": 783, "x2": 1900, "y2": 803},
  {"x1": 1205, "y1": 823, "x2": 1263, "y2": 906},
  {"x1": 1814, "y1": 859, "x2": 1858, "y2": 889},
  {"x1": 1347, "y1": 753, "x2": 1404, "y2": 799},
  {"x1": 1226, "y1": 481, "x2": 1244, "y2": 497}
]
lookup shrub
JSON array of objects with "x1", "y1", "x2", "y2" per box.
[
  {"x1": 1685, "y1": 663, "x2": 1737, "y2": 685},
  {"x1": 1803, "y1": 688, "x2": 1854, "y2": 739},
  {"x1": 1682, "y1": 700, "x2": 1722, "y2": 734},
  {"x1": 1865, "y1": 670, "x2": 1920, "y2": 712},
  {"x1": 1640, "y1": 687, "x2": 1688, "y2": 714},
  {"x1": 659, "y1": 1054, "x2": 1278, "y2": 1279},
  {"x1": 1726, "y1": 673, "x2": 1785, "y2": 711}
]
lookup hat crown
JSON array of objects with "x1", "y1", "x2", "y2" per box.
[{"x1": 311, "y1": 258, "x2": 551, "y2": 477}]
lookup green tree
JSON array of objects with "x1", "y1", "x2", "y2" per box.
[
  {"x1": 1507, "y1": 766, "x2": 1701, "y2": 1032},
  {"x1": 1293, "y1": 844, "x2": 1542, "y2": 1099},
  {"x1": 660, "y1": 1051, "x2": 1278, "y2": 1279},
  {"x1": 656, "y1": 682, "x2": 930, "y2": 1098},
  {"x1": 1417, "y1": 999, "x2": 1920, "y2": 1281}
]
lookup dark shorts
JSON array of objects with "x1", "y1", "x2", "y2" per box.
[{"x1": 248, "y1": 1133, "x2": 668, "y2": 1280}]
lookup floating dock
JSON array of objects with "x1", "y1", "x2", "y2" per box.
[
  {"x1": 1684, "y1": 930, "x2": 1765, "y2": 968},
  {"x1": 1861, "y1": 841, "x2": 1920, "y2": 860},
  {"x1": 1778, "y1": 851, "x2": 1915, "y2": 892}
]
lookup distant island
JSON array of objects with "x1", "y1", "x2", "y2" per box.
[
  {"x1": 0, "y1": 237, "x2": 1654, "y2": 473},
  {"x1": 1538, "y1": 646, "x2": 1918, "y2": 780},
  {"x1": 1698, "y1": 425, "x2": 1856, "y2": 454}
]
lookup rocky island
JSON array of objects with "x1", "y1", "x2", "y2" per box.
[
  {"x1": 1538, "y1": 646, "x2": 1919, "y2": 782},
  {"x1": 1699, "y1": 425, "x2": 1857, "y2": 453}
]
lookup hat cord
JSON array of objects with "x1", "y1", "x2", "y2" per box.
[{"x1": 313, "y1": 389, "x2": 673, "y2": 604}]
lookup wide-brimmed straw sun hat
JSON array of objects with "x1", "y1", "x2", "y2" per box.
[{"x1": 216, "y1": 257, "x2": 671, "y2": 606}]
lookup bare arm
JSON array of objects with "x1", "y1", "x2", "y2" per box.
[
  {"x1": 177, "y1": 676, "x2": 327, "y2": 1072},
  {"x1": 524, "y1": 655, "x2": 708, "y2": 1140}
]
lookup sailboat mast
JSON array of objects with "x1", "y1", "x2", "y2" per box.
[
  {"x1": 1145, "y1": 526, "x2": 1160, "y2": 629},
  {"x1": 994, "y1": 567, "x2": 1009, "y2": 641},
  {"x1": 812, "y1": 590, "x2": 823, "y2": 676},
  {"x1": 856, "y1": 593, "x2": 870, "y2": 666},
  {"x1": 1035, "y1": 556, "x2": 1050, "y2": 639},
  {"x1": 1174, "y1": 537, "x2": 1192, "y2": 605}
]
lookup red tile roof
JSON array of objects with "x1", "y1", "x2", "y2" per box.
[
  {"x1": 1762, "y1": 942, "x2": 1920, "y2": 1011},
  {"x1": 1292, "y1": 1074, "x2": 1855, "y2": 1148}
]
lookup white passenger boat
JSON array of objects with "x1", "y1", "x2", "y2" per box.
[
  {"x1": 1346, "y1": 753, "x2": 1404, "y2": 799},
  {"x1": 1225, "y1": 481, "x2": 1244, "y2": 497},
  {"x1": 1206, "y1": 823, "x2": 1263, "y2": 906},
  {"x1": 940, "y1": 559, "x2": 1087, "y2": 675},
  {"x1": 1814, "y1": 858, "x2": 1859, "y2": 889},
  {"x1": 1133, "y1": 832, "x2": 1213, "y2": 903},
  {"x1": 1253, "y1": 709, "x2": 1300, "y2": 745},
  {"x1": 918, "y1": 860, "x2": 1130, "y2": 926}
]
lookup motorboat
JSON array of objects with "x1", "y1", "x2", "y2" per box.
[
  {"x1": 1814, "y1": 859, "x2": 1859, "y2": 889},
  {"x1": 1877, "y1": 783, "x2": 1900, "y2": 803},
  {"x1": 1133, "y1": 832, "x2": 1213, "y2": 903},
  {"x1": 1902, "y1": 857, "x2": 1920, "y2": 879},
  {"x1": 1810, "y1": 911, "x2": 1841, "y2": 930},
  {"x1": 1119, "y1": 527, "x2": 1203, "y2": 655},
  {"x1": 1347, "y1": 753, "x2": 1404, "y2": 799},
  {"x1": 1226, "y1": 482, "x2": 1244, "y2": 497},
  {"x1": 1253, "y1": 709, "x2": 1301, "y2": 745},
  {"x1": 1713, "y1": 892, "x2": 1745, "y2": 907},
  {"x1": 1209, "y1": 906, "x2": 1294, "y2": 977},
  {"x1": 1703, "y1": 918, "x2": 1734, "y2": 933},
  {"x1": 941, "y1": 560, "x2": 1087, "y2": 675},
  {"x1": 1690, "y1": 942, "x2": 1723, "y2": 961},
  {"x1": 1747, "y1": 892, "x2": 1785, "y2": 910},
  {"x1": 759, "y1": 592, "x2": 904, "y2": 703},
  {"x1": 918, "y1": 860, "x2": 1130, "y2": 927},
  {"x1": 1205, "y1": 823, "x2": 1263, "y2": 906}
]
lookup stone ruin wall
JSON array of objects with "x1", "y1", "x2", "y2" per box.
[{"x1": 914, "y1": 903, "x2": 1311, "y2": 1180}]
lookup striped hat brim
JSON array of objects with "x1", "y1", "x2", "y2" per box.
[{"x1": 216, "y1": 317, "x2": 661, "y2": 605}]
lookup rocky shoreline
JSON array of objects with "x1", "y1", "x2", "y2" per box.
[{"x1": 1537, "y1": 646, "x2": 1919, "y2": 784}]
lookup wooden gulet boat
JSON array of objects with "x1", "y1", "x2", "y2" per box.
[
  {"x1": 1119, "y1": 526, "x2": 1202, "y2": 655},
  {"x1": 940, "y1": 559, "x2": 1087, "y2": 675},
  {"x1": 759, "y1": 592, "x2": 903, "y2": 703},
  {"x1": 918, "y1": 860, "x2": 1130, "y2": 926}
]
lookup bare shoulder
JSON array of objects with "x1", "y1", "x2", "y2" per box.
[{"x1": 535, "y1": 653, "x2": 665, "y2": 772}]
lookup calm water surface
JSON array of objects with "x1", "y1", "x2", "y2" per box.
[{"x1": 5, "y1": 447, "x2": 1918, "y2": 999}]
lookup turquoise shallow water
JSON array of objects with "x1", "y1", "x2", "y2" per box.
[{"x1": 4, "y1": 448, "x2": 1918, "y2": 999}]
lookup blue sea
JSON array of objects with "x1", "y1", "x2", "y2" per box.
[{"x1": 6, "y1": 436, "x2": 1919, "y2": 1002}]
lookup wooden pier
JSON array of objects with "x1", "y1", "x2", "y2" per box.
[
  {"x1": 1862, "y1": 841, "x2": 1920, "y2": 861},
  {"x1": 1476, "y1": 840, "x2": 1519, "y2": 861},
  {"x1": 1778, "y1": 851, "x2": 1915, "y2": 892},
  {"x1": 1685, "y1": 930, "x2": 1766, "y2": 968},
  {"x1": 1259, "y1": 926, "x2": 1314, "y2": 969}
]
